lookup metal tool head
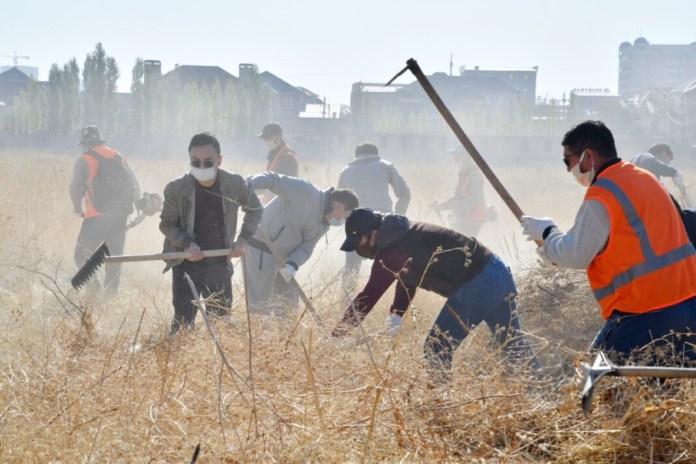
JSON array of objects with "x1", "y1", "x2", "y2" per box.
[
  {"x1": 580, "y1": 352, "x2": 615, "y2": 415},
  {"x1": 71, "y1": 242, "x2": 110, "y2": 290},
  {"x1": 385, "y1": 59, "x2": 416, "y2": 87}
]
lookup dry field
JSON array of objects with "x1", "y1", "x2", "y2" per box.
[{"x1": 1, "y1": 147, "x2": 695, "y2": 463}]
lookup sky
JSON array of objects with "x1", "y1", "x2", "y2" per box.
[{"x1": 3, "y1": 0, "x2": 696, "y2": 107}]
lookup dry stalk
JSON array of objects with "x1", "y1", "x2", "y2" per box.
[
  {"x1": 240, "y1": 255, "x2": 260, "y2": 439},
  {"x1": 300, "y1": 333, "x2": 325, "y2": 427},
  {"x1": 183, "y1": 273, "x2": 287, "y2": 429}
]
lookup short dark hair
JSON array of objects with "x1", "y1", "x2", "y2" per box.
[
  {"x1": 561, "y1": 120, "x2": 617, "y2": 159},
  {"x1": 355, "y1": 142, "x2": 378, "y2": 156},
  {"x1": 648, "y1": 142, "x2": 673, "y2": 161},
  {"x1": 331, "y1": 188, "x2": 360, "y2": 210},
  {"x1": 189, "y1": 132, "x2": 221, "y2": 155}
]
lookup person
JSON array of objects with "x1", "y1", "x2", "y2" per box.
[
  {"x1": 521, "y1": 120, "x2": 696, "y2": 364},
  {"x1": 70, "y1": 125, "x2": 140, "y2": 297},
  {"x1": 160, "y1": 132, "x2": 263, "y2": 335},
  {"x1": 337, "y1": 142, "x2": 411, "y2": 298},
  {"x1": 331, "y1": 208, "x2": 540, "y2": 384},
  {"x1": 630, "y1": 142, "x2": 684, "y2": 187},
  {"x1": 433, "y1": 144, "x2": 487, "y2": 238},
  {"x1": 244, "y1": 172, "x2": 359, "y2": 316},
  {"x1": 257, "y1": 122, "x2": 299, "y2": 177}
]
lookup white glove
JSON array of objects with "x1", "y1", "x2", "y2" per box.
[
  {"x1": 384, "y1": 313, "x2": 402, "y2": 336},
  {"x1": 673, "y1": 171, "x2": 685, "y2": 188},
  {"x1": 279, "y1": 263, "x2": 296, "y2": 282},
  {"x1": 520, "y1": 216, "x2": 556, "y2": 242}
]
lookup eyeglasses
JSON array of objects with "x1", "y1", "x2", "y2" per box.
[
  {"x1": 190, "y1": 159, "x2": 215, "y2": 168},
  {"x1": 562, "y1": 152, "x2": 580, "y2": 168}
]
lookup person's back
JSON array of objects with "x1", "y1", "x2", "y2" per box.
[
  {"x1": 586, "y1": 160, "x2": 695, "y2": 317},
  {"x1": 630, "y1": 152, "x2": 677, "y2": 180},
  {"x1": 337, "y1": 142, "x2": 410, "y2": 214},
  {"x1": 70, "y1": 125, "x2": 139, "y2": 297}
]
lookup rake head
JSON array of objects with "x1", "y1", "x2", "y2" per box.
[{"x1": 71, "y1": 242, "x2": 110, "y2": 290}]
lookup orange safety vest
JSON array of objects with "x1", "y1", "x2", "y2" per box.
[
  {"x1": 80, "y1": 145, "x2": 121, "y2": 218},
  {"x1": 585, "y1": 161, "x2": 696, "y2": 319},
  {"x1": 266, "y1": 143, "x2": 298, "y2": 173},
  {"x1": 454, "y1": 169, "x2": 486, "y2": 222}
]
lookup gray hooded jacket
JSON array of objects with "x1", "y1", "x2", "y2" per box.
[
  {"x1": 337, "y1": 155, "x2": 410, "y2": 214},
  {"x1": 248, "y1": 172, "x2": 332, "y2": 267}
]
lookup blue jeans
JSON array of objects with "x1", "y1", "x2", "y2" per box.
[
  {"x1": 424, "y1": 254, "x2": 540, "y2": 382},
  {"x1": 591, "y1": 295, "x2": 696, "y2": 364}
]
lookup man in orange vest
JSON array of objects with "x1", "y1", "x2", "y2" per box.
[
  {"x1": 434, "y1": 144, "x2": 487, "y2": 238},
  {"x1": 257, "y1": 122, "x2": 299, "y2": 177},
  {"x1": 521, "y1": 120, "x2": 696, "y2": 364},
  {"x1": 70, "y1": 125, "x2": 140, "y2": 297}
]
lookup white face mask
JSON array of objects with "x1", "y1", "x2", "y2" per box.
[
  {"x1": 264, "y1": 138, "x2": 280, "y2": 151},
  {"x1": 329, "y1": 217, "x2": 344, "y2": 227},
  {"x1": 190, "y1": 166, "x2": 217, "y2": 182},
  {"x1": 571, "y1": 151, "x2": 595, "y2": 187}
]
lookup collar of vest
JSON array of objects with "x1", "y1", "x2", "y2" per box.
[{"x1": 592, "y1": 157, "x2": 622, "y2": 184}]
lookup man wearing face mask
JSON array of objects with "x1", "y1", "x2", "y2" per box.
[
  {"x1": 331, "y1": 208, "x2": 540, "y2": 385},
  {"x1": 244, "y1": 171, "x2": 359, "y2": 317},
  {"x1": 160, "y1": 132, "x2": 263, "y2": 335},
  {"x1": 521, "y1": 120, "x2": 696, "y2": 364},
  {"x1": 257, "y1": 122, "x2": 299, "y2": 177}
]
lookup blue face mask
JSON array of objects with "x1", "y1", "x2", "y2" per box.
[{"x1": 329, "y1": 217, "x2": 344, "y2": 227}]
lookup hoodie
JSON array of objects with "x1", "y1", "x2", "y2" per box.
[{"x1": 332, "y1": 214, "x2": 491, "y2": 335}]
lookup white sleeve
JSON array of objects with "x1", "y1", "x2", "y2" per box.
[{"x1": 542, "y1": 200, "x2": 610, "y2": 269}]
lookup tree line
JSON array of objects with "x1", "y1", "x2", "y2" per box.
[{"x1": 10, "y1": 43, "x2": 271, "y2": 139}]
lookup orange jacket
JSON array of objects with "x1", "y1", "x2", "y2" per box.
[
  {"x1": 453, "y1": 169, "x2": 486, "y2": 222},
  {"x1": 585, "y1": 161, "x2": 696, "y2": 319},
  {"x1": 80, "y1": 145, "x2": 122, "y2": 218}
]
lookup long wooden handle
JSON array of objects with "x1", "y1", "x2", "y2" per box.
[
  {"x1": 104, "y1": 249, "x2": 232, "y2": 263},
  {"x1": 406, "y1": 59, "x2": 525, "y2": 220},
  {"x1": 256, "y1": 229, "x2": 324, "y2": 326}
]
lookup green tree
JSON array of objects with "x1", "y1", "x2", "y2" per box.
[
  {"x1": 236, "y1": 69, "x2": 271, "y2": 137},
  {"x1": 45, "y1": 58, "x2": 81, "y2": 135},
  {"x1": 60, "y1": 58, "x2": 81, "y2": 134},
  {"x1": 46, "y1": 63, "x2": 63, "y2": 133},
  {"x1": 83, "y1": 42, "x2": 119, "y2": 132},
  {"x1": 130, "y1": 58, "x2": 146, "y2": 136},
  {"x1": 12, "y1": 79, "x2": 47, "y2": 134}
]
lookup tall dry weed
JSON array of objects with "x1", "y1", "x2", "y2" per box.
[{"x1": 0, "y1": 149, "x2": 695, "y2": 462}]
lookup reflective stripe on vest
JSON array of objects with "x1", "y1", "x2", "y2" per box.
[
  {"x1": 266, "y1": 143, "x2": 297, "y2": 172},
  {"x1": 586, "y1": 161, "x2": 696, "y2": 318}
]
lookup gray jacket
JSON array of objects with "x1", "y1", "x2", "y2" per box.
[
  {"x1": 249, "y1": 172, "x2": 331, "y2": 268},
  {"x1": 159, "y1": 170, "x2": 263, "y2": 272},
  {"x1": 337, "y1": 155, "x2": 410, "y2": 214},
  {"x1": 630, "y1": 152, "x2": 677, "y2": 180}
]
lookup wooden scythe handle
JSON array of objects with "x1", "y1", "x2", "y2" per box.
[{"x1": 405, "y1": 58, "x2": 525, "y2": 221}]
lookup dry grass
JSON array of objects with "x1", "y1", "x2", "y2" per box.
[{"x1": 1, "y1": 149, "x2": 696, "y2": 462}]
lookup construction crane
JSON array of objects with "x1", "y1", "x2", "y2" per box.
[{"x1": 0, "y1": 51, "x2": 29, "y2": 67}]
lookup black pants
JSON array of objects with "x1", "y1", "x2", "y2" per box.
[
  {"x1": 74, "y1": 214, "x2": 128, "y2": 297},
  {"x1": 171, "y1": 260, "x2": 232, "y2": 334}
]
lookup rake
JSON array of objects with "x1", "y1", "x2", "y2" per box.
[
  {"x1": 580, "y1": 351, "x2": 696, "y2": 414},
  {"x1": 71, "y1": 242, "x2": 232, "y2": 290}
]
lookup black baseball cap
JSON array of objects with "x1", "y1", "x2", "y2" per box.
[
  {"x1": 340, "y1": 208, "x2": 382, "y2": 252},
  {"x1": 256, "y1": 122, "x2": 283, "y2": 140}
]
